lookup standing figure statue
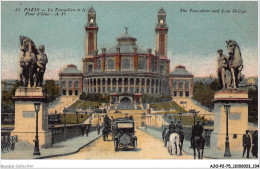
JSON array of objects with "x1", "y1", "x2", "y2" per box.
[
  {"x1": 217, "y1": 40, "x2": 243, "y2": 89},
  {"x1": 36, "y1": 45, "x2": 48, "y2": 87},
  {"x1": 19, "y1": 36, "x2": 38, "y2": 87}
]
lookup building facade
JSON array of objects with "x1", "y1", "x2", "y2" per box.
[
  {"x1": 59, "y1": 64, "x2": 83, "y2": 97},
  {"x1": 170, "y1": 65, "x2": 193, "y2": 98},
  {"x1": 58, "y1": 7, "x2": 194, "y2": 108}
]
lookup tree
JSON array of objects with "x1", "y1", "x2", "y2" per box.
[
  {"x1": 44, "y1": 80, "x2": 60, "y2": 102},
  {"x1": 248, "y1": 88, "x2": 258, "y2": 124}
]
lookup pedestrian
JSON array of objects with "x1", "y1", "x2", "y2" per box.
[
  {"x1": 97, "y1": 125, "x2": 101, "y2": 135},
  {"x1": 81, "y1": 124, "x2": 85, "y2": 136},
  {"x1": 86, "y1": 125, "x2": 90, "y2": 137},
  {"x1": 252, "y1": 130, "x2": 258, "y2": 158},
  {"x1": 242, "y1": 130, "x2": 251, "y2": 158}
]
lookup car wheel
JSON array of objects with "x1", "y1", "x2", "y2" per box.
[
  {"x1": 134, "y1": 139, "x2": 137, "y2": 150},
  {"x1": 114, "y1": 140, "x2": 118, "y2": 151}
]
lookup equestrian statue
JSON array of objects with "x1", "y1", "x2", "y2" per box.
[
  {"x1": 18, "y1": 36, "x2": 48, "y2": 88},
  {"x1": 217, "y1": 40, "x2": 243, "y2": 89}
]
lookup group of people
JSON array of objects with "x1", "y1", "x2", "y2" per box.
[
  {"x1": 242, "y1": 130, "x2": 258, "y2": 158},
  {"x1": 81, "y1": 124, "x2": 91, "y2": 137},
  {"x1": 162, "y1": 120, "x2": 183, "y2": 143}
]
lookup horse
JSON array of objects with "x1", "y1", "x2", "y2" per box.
[
  {"x1": 192, "y1": 136, "x2": 205, "y2": 159},
  {"x1": 19, "y1": 36, "x2": 38, "y2": 87},
  {"x1": 226, "y1": 40, "x2": 243, "y2": 89},
  {"x1": 167, "y1": 133, "x2": 181, "y2": 155}
]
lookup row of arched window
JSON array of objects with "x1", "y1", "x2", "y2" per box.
[
  {"x1": 172, "y1": 81, "x2": 190, "y2": 89},
  {"x1": 62, "y1": 81, "x2": 79, "y2": 88},
  {"x1": 92, "y1": 58, "x2": 159, "y2": 71}
]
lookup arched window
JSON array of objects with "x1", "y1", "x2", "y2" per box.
[
  {"x1": 62, "y1": 81, "x2": 66, "y2": 88},
  {"x1": 173, "y1": 82, "x2": 177, "y2": 89},
  {"x1": 160, "y1": 19, "x2": 164, "y2": 24},
  {"x1": 90, "y1": 18, "x2": 94, "y2": 23},
  {"x1": 107, "y1": 59, "x2": 115, "y2": 69},
  {"x1": 97, "y1": 59, "x2": 101, "y2": 70},
  {"x1": 179, "y1": 82, "x2": 183, "y2": 89},
  {"x1": 152, "y1": 59, "x2": 157, "y2": 72},
  {"x1": 88, "y1": 64, "x2": 93, "y2": 73},
  {"x1": 185, "y1": 82, "x2": 190, "y2": 89},
  {"x1": 122, "y1": 59, "x2": 130, "y2": 69},
  {"x1": 138, "y1": 59, "x2": 146, "y2": 70},
  {"x1": 160, "y1": 65, "x2": 164, "y2": 74},
  {"x1": 74, "y1": 81, "x2": 79, "y2": 88},
  {"x1": 68, "y1": 81, "x2": 73, "y2": 88}
]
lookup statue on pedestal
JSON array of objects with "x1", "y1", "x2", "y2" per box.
[
  {"x1": 18, "y1": 36, "x2": 48, "y2": 87},
  {"x1": 217, "y1": 40, "x2": 243, "y2": 89}
]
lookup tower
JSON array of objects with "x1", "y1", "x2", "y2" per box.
[
  {"x1": 83, "y1": 6, "x2": 98, "y2": 77},
  {"x1": 155, "y1": 8, "x2": 168, "y2": 58},
  {"x1": 85, "y1": 6, "x2": 98, "y2": 57}
]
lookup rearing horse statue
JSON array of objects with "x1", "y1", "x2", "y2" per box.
[
  {"x1": 226, "y1": 40, "x2": 243, "y2": 89},
  {"x1": 19, "y1": 36, "x2": 38, "y2": 87}
]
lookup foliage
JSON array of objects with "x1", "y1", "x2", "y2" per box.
[
  {"x1": 192, "y1": 82, "x2": 216, "y2": 110},
  {"x1": 248, "y1": 88, "x2": 258, "y2": 124},
  {"x1": 1, "y1": 81, "x2": 20, "y2": 113},
  {"x1": 150, "y1": 101, "x2": 187, "y2": 113},
  {"x1": 69, "y1": 100, "x2": 102, "y2": 109},
  {"x1": 142, "y1": 94, "x2": 172, "y2": 103},
  {"x1": 44, "y1": 79, "x2": 60, "y2": 102},
  {"x1": 79, "y1": 93, "x2": 109, "y2": 103},
  {"x1": 60, "y1": 113, "x2": 89, "y2": 124}
]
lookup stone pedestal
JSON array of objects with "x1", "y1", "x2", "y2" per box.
[
  {"x1": 210, "y1": 90, "x2": 249, "y2": 151},
  {"x1": 11, "y1": 87, "x2": 52, "y2": 148}
]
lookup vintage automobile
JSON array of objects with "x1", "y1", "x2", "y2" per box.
[{"x1": 113, "y1": 118, "x2": 137, "y2": 151}]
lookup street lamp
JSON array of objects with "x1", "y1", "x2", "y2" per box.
[
  {"x1": 224, "y1": 104, "x2": 231, "y2": 157},
  {"x1": 179, "y1": 112, "x2": 182, "y2": 122},
  {"x1": 33, "y1": 102, "x2": 41, "y2": 155}
]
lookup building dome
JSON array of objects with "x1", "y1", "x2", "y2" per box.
[
  {"x1": 158, "y1": 8, "x2": 166, "y2": 15},
  {"x1": 59, "y1": 64, "x2": 82, "y2": 75},
  {"x1": 106, "y1": 32, "x2": 146, "y2": 54},
  {"x1": 171, "y1": 65, "x2": 193, "y2": 77},
  {"x1": 88, "y1": 6, "x2": 96, "y2": 14}
]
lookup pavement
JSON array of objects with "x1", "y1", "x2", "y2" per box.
[
  {"x1": 1, "y1": 130, "x2": 101, "y2": 159},
  {"x1": 51, "y1": 129, "x2": 194, "y2": 159},
  {"x1": 140, "y1": 127, "x2": 257, "y2": 160}
]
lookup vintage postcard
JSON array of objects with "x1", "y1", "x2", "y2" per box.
[{"x1": 1, "y1": 1, "x2": 259, "y2": 168}]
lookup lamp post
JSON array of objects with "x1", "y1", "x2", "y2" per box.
[
  {"x1": 224, "y1": 104, "x2": 231, "y2": 157},
  {"x1": 33, "y1": 102, "x2": 41, "y2": 155},
  {"x1": 179, "y1": 112, "x2": 182, "y2": 122}
]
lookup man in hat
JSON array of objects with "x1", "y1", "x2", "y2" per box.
[
  {"x1": 176, "y1": 120, "x2": 183, "y2": 134},
  {"x1": 242, "y1": 130, "x2": 251, "y2": 158},
  {"x1": 190, "y1": 120, "x2": 204, "y2": 148},
  {"x1": 169, "y1": 121, "x2": 176, "y2": 131}
]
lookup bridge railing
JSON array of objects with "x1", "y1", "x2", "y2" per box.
[
  {"x1": 1, "y1": 135, "x2": 18, "y2": 153},
  {"x1": 49, "y1": 124, "x2": 96, "y2": 145}
]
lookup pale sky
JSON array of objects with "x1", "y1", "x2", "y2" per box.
[{"x1": 1, "y1": 1, "x2": 258, "y2": 80}]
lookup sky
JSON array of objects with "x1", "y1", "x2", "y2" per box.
[{"x1": 1, "y1": 1, "x2": 258, "y2": 80}]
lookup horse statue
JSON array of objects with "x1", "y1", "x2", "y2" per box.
[
  {"x1": 19, "y1": 36, "x2": 38, "y2": 87},
  {"x1": 167, "y1": 133, "x2": 181, "y2": 155},
  {"x1": 226, "y1": 40, "x2": 243, "y2": 89},
  {"x1": 18, "y1": 36, "x2": 48, "y2": 88},
  {"x1": 192, "y1": 136, "x2": 205, "y2": 159}
]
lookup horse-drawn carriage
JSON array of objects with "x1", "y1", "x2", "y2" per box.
[{"x1": 113, "y1": 118, "x2": 137, "y2": 151}]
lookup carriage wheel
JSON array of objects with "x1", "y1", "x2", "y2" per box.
[{"x1": 114, "y1": 140, "x2": 118, "y2": 151}]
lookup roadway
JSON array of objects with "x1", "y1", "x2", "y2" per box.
[{"x1": 51, "y1": 129, "x2": 194, "y2": 159}]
